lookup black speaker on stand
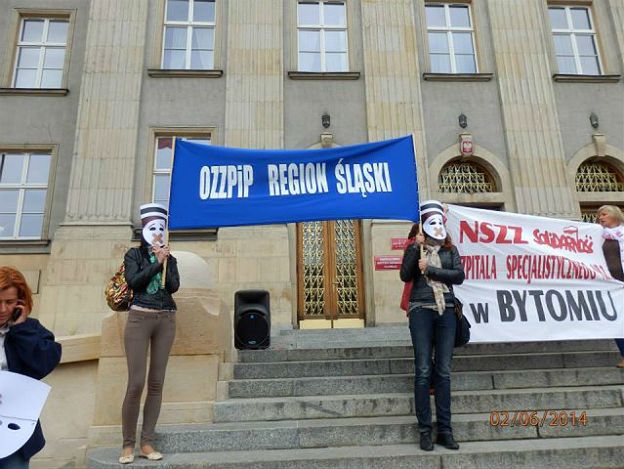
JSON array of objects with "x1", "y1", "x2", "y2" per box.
[{"x1": 234, "y1": 290, "x2": 270, "y2": 350}]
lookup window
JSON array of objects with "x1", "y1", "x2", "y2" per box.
[
  {"x1": 580, "y1": 205, "x2": 624, "y2": 223},
  {"x1": 153, "y1": 135, "x2": 211, "y2": 207},
  {"x1": 438, "y1": 160, "x2": 496, "y2": 193},
  {"x1": 12, "y1": 17, "x2": 69, "y2": 88},
  {"x1": 0, "y1": 152, "x2": 51, "y2": 239},
  {"x1": 548, "y1": 6, "x2": 601, "y2": 75},
  {"x1": 576, "y1": 160, "x2": 623, "y2": 223},
  {"x1": 162, "y1": 0, "x2": 216, "y2": 69},
  {"x1": 576, "y1": 161, "x2": 624, "y2": 192},
  {"x1": 297, "y1": 1, "x2": 348, "y2": 72},
  {"x1": 425, "y1": 3, "x2": 477, "y2": 73}
]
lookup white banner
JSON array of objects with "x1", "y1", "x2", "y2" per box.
[{"x1": 446, "y1": 205, "x2": 624, "y2": 343}]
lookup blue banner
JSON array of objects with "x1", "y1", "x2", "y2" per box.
[{"x1": 168, "y1": 136, "x2": 419, "y2": 229}]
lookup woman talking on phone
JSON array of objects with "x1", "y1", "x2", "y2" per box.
[{"x1": 0, "y1": 266, "x2": 62, "y2": 469}]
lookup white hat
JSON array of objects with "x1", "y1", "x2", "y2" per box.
[
  {"x1": 139, "y1": 203, "x2": 168, "y2": 222},
  {"x1": 420, "y1": 200, "x2": 444, "y2": 221}
]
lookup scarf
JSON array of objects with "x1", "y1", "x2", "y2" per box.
[
  {"x1": 423, "y1": 241, "x2": 449, "y2": 314},
  {"x1": 603, "y1": 224, "x2": 624, "y2": 273},
  {"x1": 146, "y1": 251, "x2": 163, "y2": 294}
]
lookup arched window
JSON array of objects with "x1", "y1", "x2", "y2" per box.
[
  {"x1": 438, "y1": 160, "x2": 496, "y2": 194},
  {"x1": 576, "y1": 159, "x2": 624, "y2": 223},
  {"x1": 575, "y1": 161, "x2": 624, "y2": 192}
]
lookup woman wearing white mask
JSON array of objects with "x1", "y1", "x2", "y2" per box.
[
  {"x1": 400, "y1": 201, "x2": 465, "y2": 451},
  {"x1": 119, "y1": 203, "x2": 180, "y2": 464},
  {"x1": 596, "y1": 205, "x2": 624, "y2": 368}
]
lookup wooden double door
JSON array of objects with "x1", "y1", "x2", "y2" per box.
[{"x1": 296, "y1": 220, "x2": 365, "y2": 322}]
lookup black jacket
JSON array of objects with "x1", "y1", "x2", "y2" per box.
[
  {"x1": 124, "y1": 246, "x2": 180, "y2": 311},
  {"x1": 1, "y1": 318, "x2": 62, "y2": 461},
  {"x1": 400, "y1": 243, "x2": 465, "y2": 304},
  {"x1": 603, "y1": 239, "x2": 624, "y2": 282}
]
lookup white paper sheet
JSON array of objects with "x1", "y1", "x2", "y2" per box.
[{"x1": 0, "y1": 370, "x2": 51, "y2": 458}]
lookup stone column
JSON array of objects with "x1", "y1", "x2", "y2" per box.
[
  {"x1": 220, "y1": 0, "x2": 292, "y2": 329},
  {"x1": 360, "y1": 0, "x2": 429, "y2": 325},
  {"x1": 66, "y1": 0, "x2": 148, "y2": 224},
  {"x1": 224, "y1": 0, "x2": 283, "y2": 148},
  {"x1": 360, "y1": 0, "x2": 429, "y2": 193},
  {"x1": 609, "y1": 0, "x2": 624, "y2": 68},
  {"x1": 487, "y1": 0, "x2": 579, "y2": 218},
  {"x1": 39, "y1": 1, "x2": 149, "y2": 334}
]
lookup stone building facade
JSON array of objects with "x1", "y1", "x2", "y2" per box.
[{"x1": 0, "y1": 0, "x2": 623, "y2": 466}]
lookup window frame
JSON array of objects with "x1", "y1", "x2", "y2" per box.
[
  {"x1": 0, "y1": 145, "x2": 57, "y2": 242},
  {"x1": 548, "y1": 4, "x2": 603, "y2": 75},
  {"x1": 2, "y1": 9, "x2": 75, "y2": 90},
  {"x1": 147, "y1": 128, "x2": 215, "y2": 209},
  {"x1": 151, "y1": 0, "x2": 223, "y2": 72},
  {"x1": 438, "y1": 158, "x2": 497, "y2": 194},
  {"x1": 288, "y1": 0, "x2": 356, "y2": 74},
  {"x1": 296, "y1": 1, "x2": 350, "y2": 73},
  {"x1": 574, "y1": 157, "x2": 624, "y2": 222},
  {"x1": 424, "y1": 2, "x2": 479, "y2": 74},
  {"x1": 575, "y1": 158, "x2": 624, "y2": 194}
]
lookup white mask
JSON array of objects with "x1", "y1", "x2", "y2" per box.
[
  {"x1": 142, "y1": 219, "x2": 166, "y2": 247},
  {"x1": 423, "y1": 214, "x2": 447, "y2": 240}
]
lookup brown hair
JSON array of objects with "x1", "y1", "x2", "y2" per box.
[
  {"x1": 408, "y1": 223, "x2": 454, "y2": 249},
  {"x1": 0, "y1": 266, "x2": 33, "y2": 313}
]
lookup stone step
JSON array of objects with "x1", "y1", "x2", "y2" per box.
[
  {"x1": 276, "y1": 325, "x2": 409, "y2": 339},
  {"x1": 88, "y1": 435, "x2": 624, "y2": 469},
  {"x1": 144, "y1": 408, "x2": 624, "y2": 453},
  {"x1": 226, "y1": 367, "x2": 624, "y2": 398},
  {"x1": 233, "y1": 351, "x2": 621, "y2": 379},
  {"x1": 240, "y1": 340, "x2": 618, "y2": 362},
  {"x1": 212, "y1": 385, "x2": 624, "y2": 423}
]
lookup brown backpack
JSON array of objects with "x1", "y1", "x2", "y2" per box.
[{"x1": 105, "y1": 262, "x2": 133, "y2": 311}]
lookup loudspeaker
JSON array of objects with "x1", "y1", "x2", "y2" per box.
[{"x1": 234, "y1": 290, "x2": 270, "y2": 350}]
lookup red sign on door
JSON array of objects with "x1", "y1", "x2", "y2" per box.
[
  {"x1": 391, "y1": 237, "x2": 409, "y2": 250},
  {"x1": 374, "y1": 255, "x2": 403, "y2": 270}
]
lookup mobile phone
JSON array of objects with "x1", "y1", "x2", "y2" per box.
[{"x1": 11, "y1": 307, "x2": 22, "y2": 322}]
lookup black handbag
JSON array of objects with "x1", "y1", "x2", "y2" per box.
[{"x1": 454, "y1": 299, "x2": 471, "y2": 347}]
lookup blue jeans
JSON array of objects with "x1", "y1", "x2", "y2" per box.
[
  {"x1": 408, "y1": 305, "x2": 456, "y2": 435},
  {"x1": 0, "y1": 451, "x2": 29, "y2": 469},
  {"x1": 616, "y1": 338, "x2": 624, "y2": 356}
]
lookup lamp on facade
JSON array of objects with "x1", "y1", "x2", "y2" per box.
[
  {"x1": 458, "y1": 113, "x2": 468, "y2": 129},
  {"x1": 589, "y1": 112, "x2": 599, "y2": 129},
  {"x1": 322, "y1": 113, "x2": 331, "y2": 129}
]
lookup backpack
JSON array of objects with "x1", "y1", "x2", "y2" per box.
[
  {"x1": 400, "y1": 280, "x2": 413, "y2": 313},
  {"x1": 105, "y1": 262, "x2": 133, "y2": 311}
]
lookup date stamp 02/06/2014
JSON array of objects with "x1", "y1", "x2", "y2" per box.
[{"x1": 489, "y1": 410, "x2": 589, "y2": 427}]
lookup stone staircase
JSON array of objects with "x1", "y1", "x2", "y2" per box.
[{"x1": 88, "y1": 327, "x2": 624, "y2": 468}]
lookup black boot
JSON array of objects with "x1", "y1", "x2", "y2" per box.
[
  {"x1": 436, "y1": 432, "x2": 459, "y2": 450},
  {"x1": 419, "y1": 432, "x2": 434, "y2": 451}
]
